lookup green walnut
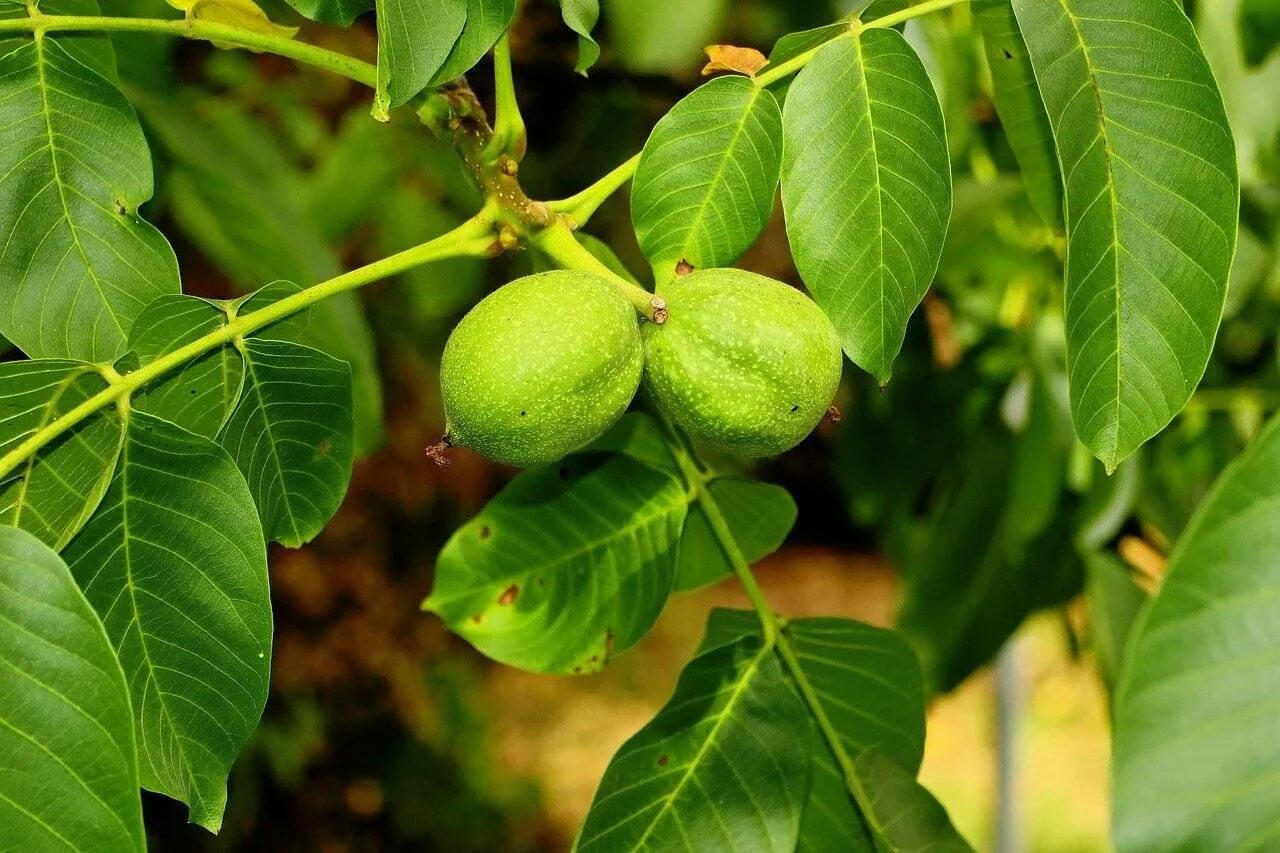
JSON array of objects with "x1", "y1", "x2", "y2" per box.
[
  {"x1": 440, "y1": 270, "x2": 644, "y2": 468},
  {"x1": 642, "y1": 268, "x2": 842, "y2": 457}
]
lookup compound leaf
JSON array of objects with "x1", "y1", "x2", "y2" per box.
[
  {"x1": 129, "y1": 294, "x2": 243, "y2": 439},
  {"x1": 62, "y1": 411, "x2": 271, "y2": 832},
  {"x1": 1011, "y1": 0, "x2": 1239, "y2": 470},
  {"x1": 1113, "y1": 412, "x2": 1280, "y2": 850},
  {"x1": 781, "y1": 29, "x2": 952, "y2": 384},
  {"x1": 973, "y1": 0, "x2": 1063, "y2": 226},
  {"x1": 0, "y1": 360, "x2": 123, "y2": 549},
  {"x1": 633, "y1": 75, "x2": 782, "y2": 280},
  {"x1": 0, "y1": 36, "x2": 178, "y2": 361},
  {"x1": 0, "y1": 526, "x2": 145, "y2": 852},
  {"x1": 218, "y1": 337, "x2": 354, "y2": 548},
  {"x1": 425, "y1": 453, "x2": 687, "y2": 675},
  {"x1": 373, "y1": 0, "x2": 467, "y2": 118},
  {"x1": 577, "y1": 634, "x2": 811, "y2": 852}
]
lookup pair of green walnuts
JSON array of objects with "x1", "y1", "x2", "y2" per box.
[{"x1": 439, "y1": 267, "x2": 843, "y2": 468}]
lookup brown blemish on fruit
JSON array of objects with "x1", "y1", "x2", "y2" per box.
[
  {"x1": 826, "y1": 405, "x2": 842, "y2": 423},
  {"x1": 499, "y1": 584, "x2": 519, "y2": 606}
]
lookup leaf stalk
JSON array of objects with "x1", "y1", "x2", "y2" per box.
[{"x1": 0, "y1": 15, "x2": 378, "y2": 86}]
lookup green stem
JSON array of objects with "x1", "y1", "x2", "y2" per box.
[
  {"x1": 661, "y1": 425, "x2": 886, "y2": 837},
  {"x1": 483, "y1": 33, "x2": 526, "y2": 164},
  {"x1": 0, "y1": 15, "x2": 377, "y2": 86},
  {"x1": 0, "y1": 211, "x2": 497, "y2": 482},
  {"x1": 546, "y1": 154, "x2": 641, "y2": 227},
  {"x1": 753, "y1": 0, "x2": 969, "y2": 88},
  {"x1": 532, "y1": 219, "x2": 662, "y2": 322},
  {"x1": 865, "y1": 0, "x2": 969, "y2": 30}
]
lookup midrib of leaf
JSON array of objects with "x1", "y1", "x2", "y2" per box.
[
  {"x1": 678, "y1": 84, "x2": 766, "y2": 269},
  {"x1": 1057, "y1": 0, "x2": 1124, "y2": 468},
  {"x1": 112, "y1": 420, "x2": 200, "y2": 811},
  {"x1": 235, "y1": 338, "x2": 302, "y2": 544},
  {"x1": 10, "y1": 364, "x2": 95, "y2": 527},
  {"x1": 32, "y1": 36, "x2": 123, "y2": 349},
  {"x1": 427, "y1": 481, "x2": 692, "y2": 611},
  {"x1": 629, "y1": 643, "x2": 770, "y2": 850},
  {"x1": 774, "y1": 635, "x2": 888, "y2": 840},
  {"x1": 852, "y1": 31, "x2": 889, "y2": 367}
]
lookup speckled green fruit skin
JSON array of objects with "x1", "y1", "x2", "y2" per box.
[
  {"x1": 441, "y1": 271, "x2": 644, "y2": 468},
  {"x1": 643, "y1": 268, "x2": 842, "y2": 457}
]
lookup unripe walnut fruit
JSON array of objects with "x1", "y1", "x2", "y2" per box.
[
  {"x1": 642, "y1": 268, "x2": 842, "y2": 457},
  {"x1": 440, "y1": 271, "x2": 644, "y2": 467}
]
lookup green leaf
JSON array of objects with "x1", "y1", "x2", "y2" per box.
[
  {"x1": 703, "y1": 611, "x2": 960, "y2": 851},
  {"x1": 560, "y1": 0, "x2": 601, "y2": 73},
  {"x1": 675, "y1": 477, "x2": 795, "y2": 591},
  {"x1": 280, "y1": 0, "x2": 370, "y2": 25},
  {"x1": 1241, "y1": 0, "x2": 1280, "y2": 66},
  {"x1": 218, "y1": 338, "x2": 354, "y2": 548},
  {"x1": 576, "y1": 634, "x2": 811, "y2": 852},
  {"x1": 1083, "y1": 551, "x2": 1145, "y2": 694},
  {"x1": 133, "y1": 91, "x2": 385, "y2": 454},
  {"x1": 0, "y1": 36, "x2": 178, "y2": 362},
  {"x1": 373, "y1": 0, "x2": 467, "y2": 118},
  {"x1": 431, "y1": 0, "x2": 516, "y2": 85},
  {"x1": 0, "y1": 526, "x2": 145, "y2": 851},
  {"x1": 897, "y1": 422, "x2": 1081, "y2": 692},
  {"x1": 1113, "y1": 411, "x2": 1280, "y2": 850},
  {"x1": 841, "y1": 747, "x2": 972, "y2": 852},
  {"x1": 766, "y1": 23, "x2": 849, "y2": 72},
  {"x1": 972, "y1": 0, "x2": 1063, "y2": 226},
  {"x1": 0, "y1": 0, "x2": 118, "y2": 78},
  {"x1": 129, "y1": 294, "x2": 243, "y2": 439},
  {"x1": 62, "y1": 410, "x2": 271, "y2": 832},
  {"x1": 0, "y1": 361, "x2": 123, "y2": 549},
  {"x1": 781, "y1": 29, "x2": 952, "y2": 383},
  {"x1": 1011, "y1": 0, "x2": 1239, "y2": 470},
  {"x1": 784, "y1": 618, "x2": 926, "y2": 773},
  {"x1": 632, "y1": 75, "x2": 782, "y2": 279},
  {"x1": 425, "y1": 453, "x2": 687, "y2": 674}
]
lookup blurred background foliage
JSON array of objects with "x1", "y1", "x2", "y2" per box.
[{"x1": 98, "y1": 0, "x2": 1280, "y2": 848}]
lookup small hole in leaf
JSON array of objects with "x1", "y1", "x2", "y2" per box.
[
  {"x1": 789, "y1": 404, "x2": 799, "y2": 413},
  {"x1": 519, "y1": 410, "x2": 527, "y2": 417},
  {"x1": 189, "y1": 389, "x2": 198, "y2": 396},
  {"x1": 1003, "y1": 49, "x2": 1013, "y2": 59}
]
